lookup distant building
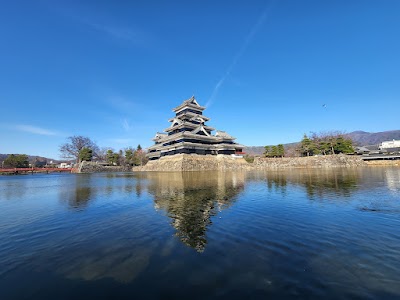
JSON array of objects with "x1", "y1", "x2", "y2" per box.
[
  {"x1": 379, "y1": 140, "x2": 400, "y2": 152},
  {"x1": 146, "y1": 96, "x2": 244, "y2": 160},
  {"x1": 355, "y1": 146, "x2": 371, "y2": 155},
  {"x1": 59, "y1": 163, "x2": 71, "y2": 168}
]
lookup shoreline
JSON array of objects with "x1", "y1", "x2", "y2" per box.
[{"x1": 132, "y1": 153, "x2": 399, "y2": 172}]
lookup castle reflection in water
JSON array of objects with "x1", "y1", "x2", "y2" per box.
[
  {"x1": 52, "y1": 168, "x2": 400, "y2": 253},
  {"x1": 146, "y1": 171, "x2": 246, "y2": 252}
]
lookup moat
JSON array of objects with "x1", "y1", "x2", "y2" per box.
[{"x1": 1, "y1": 168, "x2": 399, "y2": 299}]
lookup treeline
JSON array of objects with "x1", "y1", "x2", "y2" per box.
[
  {"x1": 298, "y1": 132, "x2": 354, "y2": 156},
  {"x1": 60, "y1": 135, "x2": 148, "y2": 166},
  {"x1": 264, "y1": 144, "x2": 285, "y2": 157},
  {"x1": 260, "y1": 132, "x2": 354, "y2": 159}
]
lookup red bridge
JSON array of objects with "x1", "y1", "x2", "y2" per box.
[{"x1": 0, "y1": 168, "x2": 75, "y2": 174}]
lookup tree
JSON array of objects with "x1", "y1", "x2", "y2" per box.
[
  {"x1": 106, "y1": 149, "x2": 119, "y2": 165},
  {"x1": 299, "y1": 131, "x2": 355, "y2": 156},
  {"x1": 127, "y1": 144, "x2": 148, "y2": 166},
  {"x1": 96, "y1": 147, "x2": 110, "y2": 162},
  {"x1": 125, "y1": 147, "x2": 134, "y2": 166},
  {"x1": 60, "y1": 136, "x2": 99, "y2": 163},
  {"x1": 335, "y1": 136, "x2": 354, "y2": 154},
  {"x1": 4, "y1": 154, "x2": 29, "y2": 168},
  {"x1": 298, "y1": 134, "x2": 316, "y2": 156},
  {"x1": 271, "y1": 145, "x2": 279, "y2": 157},
  {"x1": 132, "y1": 150, "x2": 141, "y2": 166},
  {"x1": 264, "y1": 144, "x2": 284, "y2": 157},
  {"x1": 118, "y1": 149, "x2": 125, "y2": 166},
  {"x1": 79, "y1": 148, "x2": 93, "y2": 162},
  {"x1": 277, "y1": 144, "x2": 285, "y2": 157},
  {"x1": 264, "y1": 146, "x2": 271, "y2": 157}
]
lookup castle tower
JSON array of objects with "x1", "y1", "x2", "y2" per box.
[{"x1": 146, "y1": 96, "x2": 243, "y2": 160}]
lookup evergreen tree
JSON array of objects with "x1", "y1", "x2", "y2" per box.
[
  {"x1": 4, "y1": 154, "x2": 29, "y2": 168},
  {"x1": 271, "y1": 145, "x2": 279, "y2": 157},
  {"x1": 299, "y1": 134, "x2": 316, "y2": 156},
  {"x1": 277, "y1": 144, "x2": 285, "y2": 157},
  {"x1": 106, "y1": 149, "x2": 119, "y2": 165},
  {"x1": 125, "y1": 148, "x2": 134, "y2": 166},
  {"x1": 79, "y1": 148, "x2": 93, "y2": 162},
  {"x1": 264, "y1": 146, "x2": 271, "y2": 157},
  {"x1": 334, "y1": 136, "x2": 354, "y2": 154}
]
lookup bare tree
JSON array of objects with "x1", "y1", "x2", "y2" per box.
[
  {"x1": 95, "y1": 147, "x2": 111, "y2": 162},
  {"x1": 59, "y1": 136, "x2": 99, "y2": 162}
]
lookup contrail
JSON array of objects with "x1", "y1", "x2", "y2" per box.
[{"x1": 206, "y1": 1, "x2": 276, "y2": 108}]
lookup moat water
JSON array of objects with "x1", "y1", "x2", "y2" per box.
[{"x1": 0, "y1": 168, "x2": 399, "y2": 299}]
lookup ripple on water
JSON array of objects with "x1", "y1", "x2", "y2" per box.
[{"x1": 1, "y1": 170, "x2": 400, "y2": 299}]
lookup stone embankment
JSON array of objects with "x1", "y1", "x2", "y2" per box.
[
  {"x1": 134, "y1": 154, "x2": 367, "y2": 172},
  {"x1": 253, "y1": 154, "x2": 366, "y2": 169},
  {"x1": 364, "y1": 160, "x2": 400, "y2": 166},
  {"x1": 78, "y1": 161, "x2": 130, "y2": 173},
  {"x1": 134, "y1": 154, "x2": 252, "y2": 172}
]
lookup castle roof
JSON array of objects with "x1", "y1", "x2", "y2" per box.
[{"x1": 173, "y1": 96, "x2": 206, "y2": 112}]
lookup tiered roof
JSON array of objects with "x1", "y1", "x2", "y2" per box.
[{"x1": 146, "y1": 96, "x2": 243, "y2": 159}]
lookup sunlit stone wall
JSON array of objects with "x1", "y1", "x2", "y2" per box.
[{"x1": 253, "y1": 154, "x2": 366, "y2": 169}]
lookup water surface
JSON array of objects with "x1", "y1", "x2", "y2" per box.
[{"x1": 0, "y1": 168, "x2": 399, "y2": 299}]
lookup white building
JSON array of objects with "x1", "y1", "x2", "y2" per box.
[
  {"x1": 379, "y1": 139, "x2": 400, "y2": 150},
  {"x1": 59, "y1": 163, "x2": 71, "y2": 168}
]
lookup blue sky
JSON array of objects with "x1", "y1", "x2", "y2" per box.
[{"x1": 1, "y1": 0, "x2": 399, "y2": 159}]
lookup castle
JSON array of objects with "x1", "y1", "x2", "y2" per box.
[{"x1": 146, "y1": 96, "x2": 244, "y2": 160}]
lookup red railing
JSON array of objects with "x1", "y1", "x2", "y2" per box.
[{"x1": 0, "y1": 168, "x2": 73, "y2": 173}]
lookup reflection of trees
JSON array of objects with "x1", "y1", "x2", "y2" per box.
[
  {"x1": 266, "y1": 172, "x2": 287, "y2": 193},
  {"x1": 146, "y1": 171, "x2": 245, "y2": 252},
  {"x1": 59, "y1": 175, "x2": 95, "y2": 209},
  {"x1": 292, "y1": 169, "x2": 359, "y2": 199},
  {"x1": 251, "y1": 169, "x2": 360, "y2": 199}
]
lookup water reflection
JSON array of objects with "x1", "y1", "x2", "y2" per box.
[
  {"x1": 1, "y1": 169, "x2": 400, "y2": 298},
  {"x1": 290, "y1": 169, "x2": 359, "y2": 199},
  {"x1": 251, "y1": 169, "x2": 360, "y2": 199},
  {"x1": 385, "y1": 167, "x2": 400, "y2": 193},
  {"x1": 146, "y1": 171, "x2": 245, "y2": 252},
  {"x1": 59, "y1": 175, "x2": 95, "y2": 209},
  {"x1": 0, "y1": 177, "x2": 27, "y2": 200}
]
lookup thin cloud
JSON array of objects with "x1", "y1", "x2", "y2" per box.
[
  {"x1": 86, "y1": 22, "x2": 138, "y2": 42},
  {"x1": 15, "y1": 125, "x2": 58, "y2": 136},
  {"x1": 107, "y1": 96, "x2": 136, "y2": 112},
  {"x1": 122, "y1": 119, "x2": 131, "y2": 131},
  {"x1": 206, "y1": 1, "x2": 276, "y2": 108},
  {"x1": 83, "y1": 20, "x2": 153, "y2": 47}
]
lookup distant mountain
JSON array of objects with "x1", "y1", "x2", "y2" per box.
[
  {"x1": 244, "y1": 130, "x2": 400, "y2": 156},
  {"x1": 345, "y1": 130, "x2": 400, "y2": 146},
  {"x1": 0, "y1": 154, "x2": 66, "y2": 164}
]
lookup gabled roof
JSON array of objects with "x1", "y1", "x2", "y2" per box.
[
  {"x1": 215, "y1": 130, "x2": 235, "y2": 139},
  {"x1": 152, "y1": 132, "x2": 168, "y2": 141},
  {"x1": 170, "y1": 118, "x2": 183, "y2": 127},
  {"x1": 164, "y1": 121, "x2": 215, "y2": 132},
  {"x1": 191, "y1": 124, "x2": 211, "y2": 136},
  {"x1": 173, "y1": 96, "x2": 206, "y2": 112},
  {"x1": 169, "y1": 112, "x2": 210, "y2": 122}
]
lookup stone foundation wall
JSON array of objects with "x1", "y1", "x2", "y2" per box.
[
  {"x1": 364, "y1": 160, "x2": 400, "y2": 166},
  {"x1": 134, "y1": 154, "x2": 251, "y2": 172},
  {"x1": 79, "y1": 161, "x2": 130, "y2": 173},
  {"x1": 253, "y1": 154, "x2": 366, "y2": 169}
]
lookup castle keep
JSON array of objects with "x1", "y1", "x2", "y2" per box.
[{"x1": 146, "y1": 96, "x2": 244, "y2": 160}]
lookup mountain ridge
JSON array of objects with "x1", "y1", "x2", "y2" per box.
[{"x1": 244, "y1": 130, "x2": 400, "y2": 156}]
